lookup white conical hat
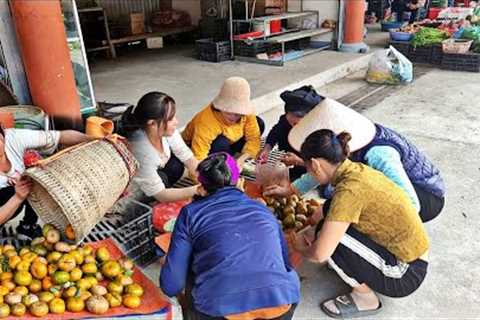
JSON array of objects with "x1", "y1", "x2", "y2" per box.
[{"x1": 288, "y1": 98, "x2": 376, "y2": 152}]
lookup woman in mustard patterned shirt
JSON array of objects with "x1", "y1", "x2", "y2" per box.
[{"x1": 294, "y1": 129, "x2": 430, "y2": 318}]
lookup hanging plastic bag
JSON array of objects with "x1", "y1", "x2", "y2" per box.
[{"x1": 366, "y1": 46, "x2": 413, "y2": 85}]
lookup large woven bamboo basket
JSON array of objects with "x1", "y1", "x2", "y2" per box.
[{"x1": 25, "y1": 138, "x2": 138, "y2": 243}]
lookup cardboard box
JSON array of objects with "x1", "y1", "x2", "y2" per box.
[
  {"x1": 147, "y1": 37, "x2": 164, "y2": 49},
  {"x1": 265, "y1": 0, "x2": 285, "y2": 9},
  {"x1": 130, "y1": 12, "x2": 145, "y2": 35}
]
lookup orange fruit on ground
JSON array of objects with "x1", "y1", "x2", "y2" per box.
[
  {"x1": 78, "y1": 289, "x2": 92, "y2": 301},
  {"x1": 13, "y1": 286, "x2": 29, "y2": 296},
  {"x1": 0, "y1": 273, "x2": 12, "y2": 282},
  {"x1": 22, "y1": 252, "x2": 37, "y2": 264},
  {"x1": 76, "y1": 279, "x2": 92, "y2": 291},
  {"x1": 1, "y1": 280, "x2": 15, "y2": 292},
  {"x1": 48, "y1": 264, "x2": 57, "y2": 276},
  {"x1": 46, "y1": 252, "x2": 62, "y2": 264},
  {"x1": 53, "y1": 271, "x2": 70, "y2": 285},
  {"x1": 84, "y1": 255, "x2": 96, "y2": 264},
  {"x1": 49, "y1": 298, "x2": 66, "y2": 314},
  {"x1": 66, "y1": 297, "x2": 85, "y2": 312},
  {"x1": 63, "y1": 286, "x2": 78, "y2": 299},
  {"x1": 30, "y1": 262, "x2": 48, "y2": 280},
  {"x1": 0, "y1": 285, "x2": 9, "y2": 296},
  {"x1": 13, "y1": 271, "x2": 32, "y2": 287},
  {"x1": 70, "y1": 268, "x2": 83, "y2": 282},
  {"x1": 3, "y1": 249, "x2": 17, "y2": 258},
  {"x1": 95, "y1": 247, "x2": 110, "y2": 262},
  {"x1": 2, "y1": 245, "x2": 14, "y2": 252},
  {"x1": 15, "y1": 261, "x2": 31, "y2": 272},
  {"x1": 41, "y1": 277, "x2": 53, "y2": 291},
  {"x1": 38, "y1": 291, "x2": 54, "y2": 304},
  {"x1": 58, "y1": 254, "x2": 76, "y2": 272},
  {"x1": 82, "y1": 245, "x2": 94, "y2": 256},
  {"x1": 125, "y1": 283, "x2": 144, "y2": 297},
  {"x1": 11, "y1": 302, "x2": 26, "y2": 316},
  {"x1": 107, "y1": 281, "x2": 123, "y2": 295},
  {"x1": 65, "y1": 225, "x2": 76, "y2": 241},
  {"x1": 84, "y1": 276, "x2": 98, "y2": 288},
  {"x1": 29, "y1": 279, "x2": 42, "y2": 293},
  {"x1": 0, "y1": 303, "x2": 10, "y2": 317},
  {"x1": 8, "y1": 256, "x2": 21, "y2": 270},
  {"x1": 82, "y1": 263, "x2": 97, "y2": 275},
  {"x1": 101, "y1": 261, "x2": 121, "y2": 279},
  {"x1": 69, "y1": 250, "x2": 84, "y2": 265},
  {"x1": 122, "y1": 294, "x2": 141, "y2": 309},
  {"x1": 105, "y1": 292, "x2": 122, "y2": 308},
  {"x1": 29, "y1": 301, "x2": 49, "y2": 317}
]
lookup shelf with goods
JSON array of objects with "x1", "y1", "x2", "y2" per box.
[
  {"x1": 231, "y1": 7, "x2": 333, "y2": 65},
  {"x1": 77, "y1": 7, "x2": 116, "y2": 58}
]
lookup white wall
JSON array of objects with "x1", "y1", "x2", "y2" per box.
[
  {"x1": 172, "y1": 0, "x2": 201, "y2": 25},
  {"x1": 287, "y1": 0, "x2": 339, "y2": 40}
]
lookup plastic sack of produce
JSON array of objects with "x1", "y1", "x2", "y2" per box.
[
  {"x1": 152, "y1": 200, "x2": 190, "y2": 232},
  {"x1": 366, "y1": 46, "x2": 413, "y2": 85}
]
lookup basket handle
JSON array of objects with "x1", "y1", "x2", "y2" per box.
[{"x1": 34, "y1": 134, "x2": 126, "y2": 167}]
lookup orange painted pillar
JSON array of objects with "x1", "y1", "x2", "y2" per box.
[
  {"x1": 11, "y1": 0, "x2": 83, "y2": 129},
  {"x1": 340, "y1": 0, "x2": 369, "y2": 53}
]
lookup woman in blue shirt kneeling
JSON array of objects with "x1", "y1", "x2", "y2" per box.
[{"x1": 160, "y1": 152, "x2": 301, "y2": 320}]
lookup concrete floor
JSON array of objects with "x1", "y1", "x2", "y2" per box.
[{"x1": 90, "y1": 26, "x2": 388, "y2": 126}]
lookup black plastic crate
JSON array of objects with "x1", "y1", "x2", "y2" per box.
[
  {"x1": 196, "y1": 38, "x2": 232, "y2": 62},
  {"x1": 431, "y1": 44, "x2": 443, "y2": 65},
  {"x1": 111, "y1": 200, "x2": 158, "y2": 267},
  {"x1": 84, "y1": 201, "x2": 158, "y2": 268},
  {"x1": 389, "y1": 41, "x2": 411, "y2": 57},
  {"x1": 441, "y1": 52, "x2": 480, "y2": 72},
  {"x1": 234, "y1": 40, "x2": 281, "y2": 57},
  {"x1": 408, "y1": 45, "x2": 433, "y2": 63},
  {"x1": 286, "y1": 37, "x2": 311, "y2": 51}
]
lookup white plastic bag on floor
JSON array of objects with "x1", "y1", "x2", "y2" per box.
[{"x1": 366, "y1": 46, "x2": 413, "y2": 85}]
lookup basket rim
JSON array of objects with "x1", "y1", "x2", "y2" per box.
[{"x1": 25, "y1": 170, "x2": 76, "y2": 237}]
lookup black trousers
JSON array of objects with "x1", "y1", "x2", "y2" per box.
[
  {"x1": 415, "y1": 184, "x2": 445, "y2": 223},
  {"x1": 0, "y1": 186, "x2": 38, "y2": 226},
  {"x1": 329, "y1": 226, "x2": 428, "y2": 298},
  {"x1": 157, "y1": 154, "x2": 185, "y2": 188},
  {"x1": 209, "y1": 117, "x2": 265, "y2": 157}
]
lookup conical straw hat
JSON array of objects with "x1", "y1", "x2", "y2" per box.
[
  {"x1": 212, "y1": 77, "x2": 255, "y2": 115},
  {"x1": 288, "y1": 98, "x2": 376, "y2": 152}
]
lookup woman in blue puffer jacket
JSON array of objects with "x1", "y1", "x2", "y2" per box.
[
  {"x1": 160, "y1": 152, "x2": 300, "y2": 320},
  {"x1": 264, "y1": 98, "x2": 445, "y2": 223}
]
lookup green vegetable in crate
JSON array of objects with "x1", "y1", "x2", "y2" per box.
[{"x1": 411, "y1": 27, "x2": 449, "y2": 48}]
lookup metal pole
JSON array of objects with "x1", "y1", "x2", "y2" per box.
[
  {"x1": 229, "y1": 0, "x2": 234, "y2": 59},
  {"x1": 337, "y1": 0, "x2": 345, "y2": 50}
]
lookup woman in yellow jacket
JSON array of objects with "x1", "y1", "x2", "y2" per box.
[{"x1": 182, "y1": 77, "x2": 264, "y2": 167}]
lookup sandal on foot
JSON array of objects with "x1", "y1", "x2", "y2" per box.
[{"x1": 320, "y1": 293, "x2": 382, "y2": 319}]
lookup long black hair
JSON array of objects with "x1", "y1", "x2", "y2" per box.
[
  {"x1": 197, "y1": 153, "x2": 232, "y2": 195},
  {"x1": 300, "y1": 129, "x2": 352, "y2": 164},
  {"x1": 120, "y1": 91, "x2": 176, "y2": 137}
]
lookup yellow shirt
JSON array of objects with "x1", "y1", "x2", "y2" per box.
[
  {"x1": 326, "y1": 159, "x2": 429, "y2": 262},
  {"x1": 182, "y1": 104, "x2": 261, "y2": 160}
]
